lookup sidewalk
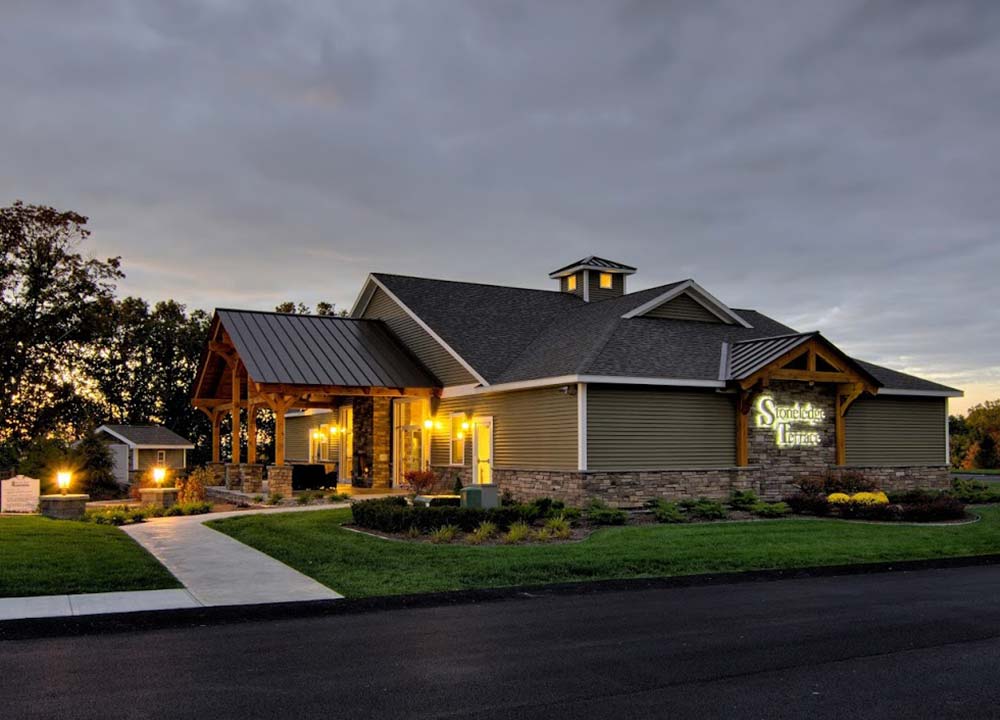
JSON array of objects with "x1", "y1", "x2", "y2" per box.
[
  {"x1": 121, "y1": 504, "x2": 346, "y2": 606},
  {"x1": 1, "y1": 504, "x2": 351, "y2": 623}
]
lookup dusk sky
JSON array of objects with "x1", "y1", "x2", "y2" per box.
[{"x1": 2, "y1": 1, "x2": 997, "y2": 413}]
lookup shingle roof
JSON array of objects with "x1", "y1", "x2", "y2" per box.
[
  {"x1": 372, "y1": 274, "x2": 960, "y2": 395},
  {"x1": 548, "y1": 256, "x2": 637, "y2": 277},
  {"x1": 99, "y1": 425, "x2": 193, "y2": 447},
  {"x1": 216, "y1": 309, "x2": 438, "y2": 388}
]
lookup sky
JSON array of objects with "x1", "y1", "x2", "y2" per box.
[{"x1": 1, "y1": 0, "x2": 997, "y2": 414}]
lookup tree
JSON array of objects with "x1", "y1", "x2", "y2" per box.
[
  {"x1": 975, "y1": 433, "x2": 999, "y2": 470},
  {"x1": 275, "y1": 301, "x2": 348, "y2": 317},
  {"x1": 70, "y1": 430, "x2": 119, "y2": 498},
  {"x1": 0, "y1": 201, "x2": 122, "y2": 444}
]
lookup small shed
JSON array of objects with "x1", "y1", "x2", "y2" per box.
[{"x1": 94, "y1": 425, "x2": 195, "y2": 486}]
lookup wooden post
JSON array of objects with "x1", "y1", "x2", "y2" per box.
[
  {"x1": 231, "y1": 362, "x2": 241, "y2": 465},
  {"x1": 274, "y1": 407, "x2": 286, "y2": 467},
  {"x1": 736, "y1": 390, "x2": 750, "y2": 467},
  {"x1": 212, "y1": 410, "x2": 222, "y2": 463},
  {"x1": 247, "y1": 404, "x2": 257, "y2": 464}
]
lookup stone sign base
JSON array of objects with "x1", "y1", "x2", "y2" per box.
[
  {"x1": 139, "y1": 487, "x2": 179, "y2": 509},
  {"x1": 268, "y1": 465, "x2": 293, "y2": 498},
  {"x1": 39, "y1": 494, "x2": 90, "y2": 520}
]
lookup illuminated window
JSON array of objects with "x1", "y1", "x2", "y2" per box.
[
  {"x1": 567, "y1": 274, "x2": 577, "y2": 291},
  {"x1": 599, "y1": 272, "x2": 613, "y2": 289},
  {"x1": 156, "y1": 450, "x2": 166, "y2": 464},
  {"x1": 450, "y1": 413, "x2": 467, "y2": 465}
]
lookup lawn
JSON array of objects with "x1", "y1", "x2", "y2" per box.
[
  {"x1": 953, "y1": 469, "x2": 1000, "y2": 476},
  {"x1": 209, "y1": 505, "x2": 1000, "y2": 599},
  {"x1": 0, "y1": 516, "x2": 180, "y2": 598}
]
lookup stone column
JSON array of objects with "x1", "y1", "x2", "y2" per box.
[
  {"x1": 372, "y1": 396, "x2": 391, "y2": 489},
  {"x1": 204, "y1": 462, "x2": 226, "y2": 487},
  {"x1": 240, "y1": 464, "x2": 264, "y2": 494},
  {"x1": 268, "y1": 464, "x2": 293, "y2": 498},
  {"x1": 225, "y1": 463, "x2": 242, "y2": 490}
]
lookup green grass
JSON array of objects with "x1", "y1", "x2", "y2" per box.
[
  {"x1": 209, "y1": 506, "x2": 1000, "y2": 599},
  {"x1": 952, "y1": 469, "x2": 1000, "y2": 476},
  {"x1": 0, "y1": 516, "x2": 180, "y2": 598}
]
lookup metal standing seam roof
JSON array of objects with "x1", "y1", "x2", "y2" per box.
[
  {"x1": 548, "y1": 256, "x2": 638, "y2": 277},
  {"x1": 216, "y1": 309, "x2": 439, "y2": 388},
  {"x1": 726, "y1": 333, "x2": 818, "y2": 379}
]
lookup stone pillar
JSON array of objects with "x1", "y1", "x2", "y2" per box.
[
  {"x1": 372, "y1": 397, "x2": 391, "y2": 489},
  {"x1": 268, "y1": 464, "x2": 293, "y2": 498},
  {"x1": 205, "y1": 462, "x2": 226, "y2": 487},
  {"x1": 225, "y1": 463, "x2": 242, "y2": 490},
  {"x1": 40, "y1": 494, "x2": 89, "y2": 520},
  {"x1": 240, "y1": 464, "x2": 264, "y2": 494}
]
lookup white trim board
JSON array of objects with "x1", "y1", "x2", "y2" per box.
[
  {"x1": 577, "y1": 382, "x2": 587, "y2": 471},
  {"x1": 877, "y1": 388, "x2": 963, "y2": 398},
  {"x1": 440, "y1": 374, "x2": 726, "y2": 398},
  {"x1": 95, "y1": 426, "x2": 194, "y2": 449},
  {"x1": 621, "y1": 280, "x2": 752, "y2": 328},
  {"x1": 350, "y1": 275, "x2": 489, "y2": 387}
]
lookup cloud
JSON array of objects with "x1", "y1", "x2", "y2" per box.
[{"x1": 1, "y1": 0, "x2": 997, "y2": 408}]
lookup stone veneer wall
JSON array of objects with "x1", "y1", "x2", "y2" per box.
[
  {"x1": 431, "y1": 380, "x2": 949, "y2": 506},
  {"x1": 372, "y1": 397, "x2": 391, "y2": 489},
  {"x1": 268, "y1": 465, "x2": 293, "y2": 497}
]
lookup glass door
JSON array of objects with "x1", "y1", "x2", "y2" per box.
[
  {"x1": 473, "y1": 417, "x2": 493, "y2": 485},
  {"x1": 338, "y1": 406, "x2": 353, "y2": 482},
  {"x1": 393, "y1": 399, "x2": 428, "y2": 486}
]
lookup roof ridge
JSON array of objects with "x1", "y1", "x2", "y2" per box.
[
  {"x1": 372, "y1": 273, "x2": 573, "y2": 296},
  {"x1": 216, "y1": 308, "x2": 370, "y2": 321}
]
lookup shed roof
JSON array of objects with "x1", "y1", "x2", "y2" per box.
[
  {"x1": 97, "y1": 425, "x2": 194, "y2": 448},
  {"x1": 215, "y1": 309, "x2": 438, "y2": 389}
]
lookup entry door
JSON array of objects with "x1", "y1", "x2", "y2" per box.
[
  {"x1": 338, "y1": 406, "x2": 354, "y2": 482},
  {"x1": 393, "y1": 399, "x2": 429, "y2": 487},
  {"x1": 472, "y1": 417, "x2": 493, "y2": 485}
]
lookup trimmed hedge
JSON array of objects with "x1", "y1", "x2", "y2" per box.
[{"x1": 351, "y1": 497, "x2": 525, "y2": 533}]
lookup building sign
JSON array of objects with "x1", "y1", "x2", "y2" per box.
[
  {"x1": 753, "y1": 395, "x2": 825, "y2": 448},
  {"x1": 0, "y1": 475, "x2": 40, "y2": 513}
]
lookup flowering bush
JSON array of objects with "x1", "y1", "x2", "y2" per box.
[
  {"x1": 850, "y1": 491, "x2": 889, "y2": 505},
  {"x1": 827, "y1": 492, "x2": 851, "y2": 504},
  {"x1": 403, "y1": 469, "x2": 437, "y2": 495}
]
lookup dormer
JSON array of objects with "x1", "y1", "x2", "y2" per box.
[
  {"x1": 622, "y1": 279, "x2": 752, "y2": 327},
  {"x1": 549, "y1": 256, "x2": 637, "y2": 302}
]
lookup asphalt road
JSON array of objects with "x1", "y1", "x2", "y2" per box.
[{"x1": 4, "y1": 566, "x2": 1000, "y2": 719}]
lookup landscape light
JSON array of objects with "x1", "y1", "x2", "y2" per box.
[
  {"x1": 56, "y1": 471, "x2": 71, "y2": 495},
  {"x1": 152, "y1": 467, "x2": 166, "y2": 487}
]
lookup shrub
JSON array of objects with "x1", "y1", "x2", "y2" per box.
[
  {"x1": 751, "y1": 501, "x2": 791, "y2": 518},
  {"x1": 267, "y1": 493, "x2": 284, "y2": 505},
  {"x1": 683, "y1": 498, "x2": 727, "y2": 521},
  {"x1": 175, "y1": 501, "x2": 211, "y2": 515},
  {"x1": 127, "y1": 508, "x2": 147, "y2": 524},
  {"x1": 403, "y1": 469, "x2": 437, "y2": 495},
  {"x1": 794, "y1": 476, "x2": 827, "y2": 497},
  {"x1": 428, "y1": 496, "x2": 460, "y2": 507},
  {"x1": 503, "y1": 521, "x2": 532, "y2": 544},
  {"x1": 326, "y1": 492, "x2": 350, "y2": 503},
  {"x1": 851, "y1": 491, "x2": 889, "y2": 505},
  {"x1": 533, "y1": 527, "x2": 554, "y2": 542},
  {"x1": 165, "y1": 505, "x2": 184, "y2": 517},
  {"x1": 825, "y1": 471, "x2": 877, "y2": 495},
  {"x1": 252, "y1": 495, "x2": 264, "y2": 504},
  {"x1": 176, "y1": 468, "x2": 208, "y2": 504},
  {"x1": 297, "y1": 493, "x2": 312, "y2": 505},
  {"x1": 585, "y1": 499, "x2": 628, "y2": 525},
  {"x1": 429, "y1": 525, "x2": 457, "y2": 544},
  {"x1": 544, "y1": 516, "x2": 572, "y2": 539},
  {"x1": 649, "y1": 499, "x2": 686, "y2": 524},
  {"x1": 901, "y1": 496, "x2": 966, "y2": 522},
  {"x1": 951, "y1": 478, "x2": 1000, "y2": 504},
  {"x1": 729, "y1": 490, "x2": 759, "y2": 511},
  {"x1": 452, "y1": 474, "x2": 464, "y2": 496},
  {"x1": 350, "y1": 496, "x2": 523, "y2": 533},
  {"x1": 86, "y1": 505, "x2": 138, "y2": 525},
  {"x1": 467, "y1": 521, "x2": 498, "y2": 545},
  {"x1": 406, "y1": 525, "x2": 421, "y2": 539},
  {"x1": 785, "y1": 493, "x2": 831, "y2": 516},
  {"x1": 827, "y1": 492, "x2": 851, "y2": 504}
]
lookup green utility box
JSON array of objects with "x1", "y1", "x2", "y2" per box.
[{"x1": 460, "y1": 484, "x2": 499, "y2": 509}]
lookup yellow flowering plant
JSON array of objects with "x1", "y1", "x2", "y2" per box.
[{"x1": 827, "y1": 492, "x2": 851, "y2": 504}]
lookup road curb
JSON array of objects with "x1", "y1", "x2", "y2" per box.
[{"x1": 5, "y1": 552, "x2": 1000, "y2": 641}]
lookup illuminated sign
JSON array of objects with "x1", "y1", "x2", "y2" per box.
[{"x1": 753, "y1": 395, "x2": 825, "y2": 448}]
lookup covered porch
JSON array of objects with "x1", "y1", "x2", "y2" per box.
[{"x1": 190, "y1": 309, "x2": 440, "y2": 496}]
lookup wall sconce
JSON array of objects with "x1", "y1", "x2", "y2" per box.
[
  {"x1": 331, "y1": 426, "x2": 339, "y2": 434},
  {"x1": 423, "y1": 419, "x2": 434, "y2": 429},
  {"x1": 461, "y1": 421, "x2": 470, "y2": 431},
  {"x1": 152, "y1": 466, "x2": 167, "y2": 487},
  {"x1": 56, "y1": 471, "x2": 71, "y2": 496},
  {"x1": 457, "y1": 431, "x2": 465, "y2": 441}
]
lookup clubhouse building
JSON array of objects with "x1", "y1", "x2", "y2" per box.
[{"x1": 191, "y1": 257, "x2": 961, "y2": 504}]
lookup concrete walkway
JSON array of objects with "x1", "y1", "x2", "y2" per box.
[
  {"x1": 0, "y1": 589, "x2": 200, "y2": 621},
  {"x1": 121, "y1": 505, "x2": 346, "y2": 606}
]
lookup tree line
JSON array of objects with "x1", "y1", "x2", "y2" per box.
[
  {"x1": 950, "y1": 401, "x2": 1000, "y2": 469},
  {"x1": 0, "y1": 200, "x2": 339, "y2": 478}
]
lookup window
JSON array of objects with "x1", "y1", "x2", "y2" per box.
[
  {"x1": 156, "y1": 450, "x2": 166, "y2": 464},
  {"x1": 599, "y1": 272, "x2": 613, "y2": 289},
  {"x1": 450, "y1": 413, "x2": 467, "y2": 465},
  {"x1": 566, "y1": 274, "x2": 577, "y2": 291}
]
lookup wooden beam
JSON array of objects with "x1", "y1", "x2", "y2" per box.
[
  {"x1": 736, "y1": 390, "x2": 751, "y2": 466},
  {"x1": 247, "y1": 405, "x2": 257, "y2": 464},
  {"x1": 766, "y1": 369, "x2": 856, "y2": 383},
  {"x1": 254, "y1": 383, "x2": 435, "y2": 398},
  {"x1": 231, "y1": 361, "x2": 241, "y2": 465}
]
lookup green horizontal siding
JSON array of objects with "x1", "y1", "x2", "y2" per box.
[
  {"x1": 588, "y1": 271, "x2": 624, "y2": 302},
  {"x1": 645, "y1": 293, "x2": 721, "y2": 322},
  {"x1": 845, "y1": 396, "x2": 946, "y2": 466},
  {"x1": 135, "y1": 448, "x2": 186, "y2": 470},
  {"x1": 285, "y1": 413, "x2": 340, "y2": 464},
  {"x1": 363, "y1": 287, "x2": 476, "y2": 387},
  {"x1": 430, "y1": 387, "x2": 578, "y2": 470},
  {"x1": 587, "y1": 386, "x2": 736, "y2": 470}
]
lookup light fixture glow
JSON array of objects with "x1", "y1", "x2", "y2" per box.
[
  {"x1": 152, "y1": 467, "x2": 166, "y2": 487},
  {"x1": 56, "y1": 471, "x2": 71, "y2": 495},
  {"x1": 423, "y1": 419, "x2": 434, "y2": 429},
  {"x1": 456, "y1": 431, "x2": 465, "y2": 441},
  {"x1": 461, "y1": 421, "x2": 470, "y2": 431}
]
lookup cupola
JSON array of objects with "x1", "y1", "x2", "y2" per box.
[{"x1": 548, "y1": 256, "x2": 636, "y2": 301}]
